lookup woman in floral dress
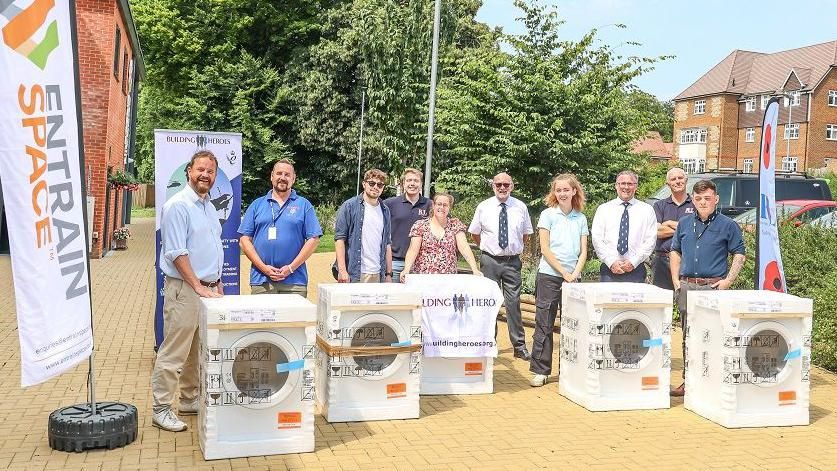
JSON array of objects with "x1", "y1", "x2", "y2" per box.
[{"x1": 400, "y1": 192, "x2": 481, "y2": 279}]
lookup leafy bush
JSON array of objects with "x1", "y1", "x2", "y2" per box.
[{"x1": 316, "y1": 205, "x2": 338, "y2": 233}]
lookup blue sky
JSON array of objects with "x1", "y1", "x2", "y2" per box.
[{"x1": 476, "y1": 0, "x2": 836, "y2": 100}]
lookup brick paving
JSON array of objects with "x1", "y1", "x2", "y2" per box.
[{"x1": 1, "y1": 216, "x2": 836, "y2": 470}]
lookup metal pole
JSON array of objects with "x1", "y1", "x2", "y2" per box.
[
  {"x1": 88, "y1": 354, "x2": 96, "y2": 415},
  {"x1": 423, "y1": 0, "x2": 442, "y2": 196},
  {"x1": 356, "y1": 89, "x2": 366, "y2": 195}
]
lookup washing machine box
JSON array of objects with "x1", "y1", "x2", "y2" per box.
[
  {"x1": 317, "y1": 283, "x2": 422, "y2": 422},
  {"x1": 558, "y1": 282, "x2": 673, "y2": 411},
  {"x1": 198, "y1": 294, "x2": 317, "y2": 460},
  {"x1": 421, "y1": 357, "x2": 494, "y2": 395},
  {"x1": 684, "y1": 290, "x2": 813, "y2": 428}
]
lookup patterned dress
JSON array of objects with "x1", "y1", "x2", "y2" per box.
[{"x1": 409, "y1": 217, "x2": 467, "y2": 274}]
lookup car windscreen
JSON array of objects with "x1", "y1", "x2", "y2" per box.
[
  {"x1": 732, "y1": 203, "x2": 801, "y2": 225},
  {"x1": 812, "y1": 211, "x2": 837, "y2": 228}
]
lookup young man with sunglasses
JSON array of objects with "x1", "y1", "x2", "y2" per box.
[
  {"x1": 334, "y1": 169, "x2": 393, "y2": 283},
  {"x1": 468, "y1": 172, "x2": 534, "y2": 361}
]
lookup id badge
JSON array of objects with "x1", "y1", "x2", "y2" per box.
[{"x1": 268, "y1": 226, "x2": 277, "y2": 240}]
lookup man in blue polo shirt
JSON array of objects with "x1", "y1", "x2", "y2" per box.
[
  {"x1": 239, "y1": 159, "x2": 322, "y2": 297},
  {"x1": 669, "y1": 179, "x2": 746, "y2": 397},
  {"x1": 383, "y1": 168, "x2": 431, "y2": 281}
]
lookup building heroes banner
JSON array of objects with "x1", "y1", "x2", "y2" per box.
[
  {"x1": 756, "y1": 99, "x2": 786, "y2": 292},
  {"x1": 153, "y1": 130, "x2": 242, "y2": 348},
  {"x1": 0, "y1": 0, "x2": 93, "y2": 386},
  {"x1": 406, "y1": 274, "x2": 502, "y2": 357}
]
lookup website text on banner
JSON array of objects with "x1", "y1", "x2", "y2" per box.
[
  {"x1": 153, "y1": 130, "x2": 242, "y2": 348},
  {"x1": 756, "y1": 99, "x2": 786, "y2": 292},
  {"x1": 0, "y1": 0, "x2": 93, "y2": 386},
  {"x1": 406, "y1": 274, "x2": 502, "y2": 357}
]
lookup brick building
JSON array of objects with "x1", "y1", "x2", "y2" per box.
[{"x1": 672, "y1": 41, "x2": 837, "y2": 174}]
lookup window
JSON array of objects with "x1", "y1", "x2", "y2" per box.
[
  {"x1": 112, "y1": 27, "x2": 121, "y2": 79},
  {"x1": 761, "y1": 95, "x2": 770, "y2": 109},
  {"x1": 784, "y1": 123, "x2": 799, "y2": 140},
  {"x1": 679, "y1": 128, "x2": 707, "y2": 144},
  {"x1": 681, "y1": 158, "x2": 706, "y2": 174},
  {"x1": 694, "y1": 99, "x2": 705, "y2": 115},
  {"x1": 829, "y1": 90, "x2": 837, "y2": 107},
  {"x1": 781, "y1": 157, "x2": 798, "y2": 172},
  {"x1": 121, "y1": 50, "x2": 129, "y2": 94},
  {"x1": 827, "y1": 124, "x2": 837, "y2": 141},
  {"x1": 745, "y1": 96, "x2": 756, "y2": 112},
  {"x1": 745, "y1": 128, "x2": 755, "y2": 142},
  {"x1": 783, "y1": 91, "x2": 800, "y2": 107},
  {"x1": 743, "y1": 159, "x2": 754, "y2": 173}
]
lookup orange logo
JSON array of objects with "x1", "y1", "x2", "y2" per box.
[{"x1": 1, "y1": 0, "x2": 59, "y2": 69}]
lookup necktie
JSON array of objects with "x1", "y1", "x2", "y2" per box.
[
  {"x1": 498, "y1": 203, "x2": 508, "y2": 250},
  {"x1": 617, "y1": 201, "x2": 630, "y2": 255}
]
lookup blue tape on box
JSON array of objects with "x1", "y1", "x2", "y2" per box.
[
  {"x1": 643, "y1": 338, "x2": 663, "y2": 347},
  {"x1": 276, "y1": 359, "x2": 305, "y2": 373},
  {"x1": 390, "y1": 340, "x2": 411, "y2": 347},
  {"x1": 784, "y1": 348, "x2": 802, "y2": 361}
]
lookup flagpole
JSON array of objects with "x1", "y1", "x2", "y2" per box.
[{"x1": 423, "y1": 0, "x2": 442, "y2": 195}]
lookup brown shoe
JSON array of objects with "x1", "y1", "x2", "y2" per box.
[{"x1": 670, "y1": 383, "x2": 685, "y2": 397}]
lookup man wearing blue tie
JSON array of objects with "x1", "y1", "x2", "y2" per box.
[{"x1": 591, "y1": 170, "x2": 658, "y2": 282}]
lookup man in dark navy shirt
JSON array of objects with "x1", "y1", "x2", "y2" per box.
[
  {"x1": 652, "y1": 167, "x2": 694, "y2": 290},
  {"x1": 383, "y1": 168, "x2": 431, "y2": 281},
  {"x1": 669, "y1": 179, "x2": 746, "y2": 397}
]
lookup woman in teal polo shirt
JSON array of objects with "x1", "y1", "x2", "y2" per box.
[{"x1": 529, "y1": 174, "x2": 589, "y2": 387}]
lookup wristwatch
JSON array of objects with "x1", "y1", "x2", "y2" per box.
[{"x1": 385, "y1": 272, "x2": 393, "y2": 277}]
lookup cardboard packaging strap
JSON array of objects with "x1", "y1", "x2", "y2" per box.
[{"x1": 316, "y1": 335, "x2": 421, "y2": 358}]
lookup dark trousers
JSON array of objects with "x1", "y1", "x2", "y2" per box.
[
  {"x1": 599, "y1": 262, "x2": 647, "y2": 283},
  {"x1": 481, "y1": 253, "x2": 525, "y2": 351},
  {"x1": 651, "y1": 253, "x2": 674, "y2": 290},
  {"x1": 529, "y1": 273, "x2": 563, "y2": 376},
  {"x1": 676, "y1": 280, "x2": 715, "y2": 380}
]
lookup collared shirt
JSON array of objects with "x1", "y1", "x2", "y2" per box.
[
  {"x1": 238, "y1": 189, "x2": 323, "y2": 286},
  {"x1": 591, "y1": 197, "x2": 658, "y2": 268},
  {"x1": 334, "y1": 195, "x2": 392, "y2": 282},
  {"x1": 653, "y1": 194, "x2": 695, "y2": 253},
  {"x1": 468, "y1": 196, "x2": 533, "y2": 256},
  {"x1": 537, "y1": 207, "x2": 589, "y2": 276},
  {"x1": 671, "y1": 210, "x2": 745, "y2": 278},
  {"x1": 160, "y1": 184, "x2": 223, "y2": 282},
  {"x1": 383, "y1": 194, "x2": 431, "y2": 260}
]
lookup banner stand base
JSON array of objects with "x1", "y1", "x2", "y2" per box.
[{"x1": 48, "y1": 401, "x2": 138, "y2": 452}]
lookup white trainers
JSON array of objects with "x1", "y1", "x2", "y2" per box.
[
  {"x1": 179, "y1": 399, "x2": 199, "y2": 415},
  {"x1": 152, "y1": 408, "x2": 187, "y2": 432},
  {"x1": 530, "y1": 374, "x2": 548, "y2": 387}
]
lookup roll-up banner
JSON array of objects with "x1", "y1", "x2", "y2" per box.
[
  {"x1": 756, "y1": 98, "x2": 786, "y2": 292},
  {"x1": 153, "y1": 130, "x2": 242, "y2": 348},
  {"x1": 0, "y1": 0, "x2": 94, "y2": 386}
]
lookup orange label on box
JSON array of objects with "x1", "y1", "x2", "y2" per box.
[
  {"x1": 779, "y1": 390, "x2": 797, "y2": 405},
  {"x1": 387, "y1": 382, "x2": 407, "y2": 399},
  {"x1": 278, "y1": 411, "x2": 302, "y2": 429},
  {"x1": 464, "y1": 362, "x2": 484, "y2": 376},
  {"x1": 641, "y1": 376, "x2": 659, "y2": 390}
]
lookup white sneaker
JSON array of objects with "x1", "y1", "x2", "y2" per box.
[
  {"x1": 152, "y1": 408, "x2": 187, "y2": 432},
  {"x1": 179, "y1": 399, "x2": 199, "y2": 415},
  {"x1": 530, "y1": 374, "x2": 548, "y2": 387}
]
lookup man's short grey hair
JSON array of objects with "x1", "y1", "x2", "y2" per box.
[
  {"x1": 616, "y1": 170, "x2": 638, "y2": 182},
  {"x1": 666, "y1": 167, "x2": 686, "y2": 180}
]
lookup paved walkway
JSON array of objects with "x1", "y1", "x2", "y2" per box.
[{"x1": 0, "y1": 217, "x2": 835, "y2": 470}]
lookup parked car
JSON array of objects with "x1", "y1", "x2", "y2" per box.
[
  {"x1": 810, "y1": 211, "x2": 837, "y2": 229},
  {"x1": 732, "y1": 200, "x2": 837, "y2": 231},
  {"x1": 647, "y1": 172, "x2": 832, "y2": 217}
]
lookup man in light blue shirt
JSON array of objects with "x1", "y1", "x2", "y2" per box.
[
  {"x1": 239, "y1": 159, "x2": 322, "y2": 297},
  {"x1": 151, "y1": 150, "x2": 223, "y2": 433}
]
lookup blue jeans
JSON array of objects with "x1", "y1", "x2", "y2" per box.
[{"x1": 391, "y1": 259, "x2": 405, "y2": 283}]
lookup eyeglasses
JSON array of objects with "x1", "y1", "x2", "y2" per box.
[
  {"x1": 494, "y1": 182, "x2": 511, "y2": 188},
  {"x1": 365, "y1": 180, "x2": 385, "y2": 189}
]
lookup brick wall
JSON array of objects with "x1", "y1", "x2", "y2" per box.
[
  {"x1": 807, "y1": 69, "x2": 837, "y2": 169},
  {"x1": 76, "y1": 0, "x2": 135, "y2": 258}
]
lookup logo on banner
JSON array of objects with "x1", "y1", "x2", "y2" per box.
[
  {"x1": 761, "y1": 124, "x2": 772, "y2": 168},
  {"x1": 1, "y1": 0, "x2": 60, "y2": 69}
]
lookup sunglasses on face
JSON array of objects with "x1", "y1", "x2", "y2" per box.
[
  {"x1": 494, "y1": 182, "x2": 511, "y2": 188},
  {"x1": 365, "y1": 180, "x2": 385, "y2": 189}
]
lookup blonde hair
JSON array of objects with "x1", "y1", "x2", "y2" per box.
[
  {"x1": 433, "y1": 192, "x2": 455, "y2": 207},
  {"x1": 544, "y1": 174, "x2": 585, "y2": 211}
]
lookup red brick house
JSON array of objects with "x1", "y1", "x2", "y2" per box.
[
  {"x1": 672, "y1": 41, "x2": 837, "y2": 174},
  {"x1": 632, "y1": 131, "x2": 674, "y2": 162}
]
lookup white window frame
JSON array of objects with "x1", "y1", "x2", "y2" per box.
[
  {"x1": 784, "y1": 123, "x2": 799, "y2": 140},
  {"x1": 694, "y1": 99, "x2": 706, "y2": 115},
  {"x1": 680, "y1": 157, "x2": 706, "y2": 174},
  {"x1": 745, "y1": 128, "x2": 755, "y2": 142},
  {"x1": 743, "y1": 159, "x2": 754, "y2": 173},
  {"x1": 745, "y1": 96, "x2": 756, "y2": 112},
  {"x1": 783, "y1": 91, "x2": 801, "y2": 107},
  {"x1": 829, "y1": 90, "x2": 837, "y2": 107},
  {"x1": 781, "y1": 156, "x2": 798, "y2": 172},
  {"x1": 679, "y1": 128, "x2": 707, "y2": 144},
  {"x1": 827, "y1": 124, "x2": 837, "y2": 141},
  {"x1": 761, "y1": 95, "x2": 770, "y2": 109}
]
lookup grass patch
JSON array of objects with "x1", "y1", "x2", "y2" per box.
[
  {"x1": 131, "y1": 207, "x2": 155, "y2": 218},
  {"x1": 317, "y1": 232, "x2": 335, "y2": 253}
]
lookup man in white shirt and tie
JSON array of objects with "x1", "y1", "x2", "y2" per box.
[
  {"x1": 592, "y1": 170, "x2": 658, "y2": 283},
  {"x1": 469, "y1": 172, "x2": 534, "y2": 360}
]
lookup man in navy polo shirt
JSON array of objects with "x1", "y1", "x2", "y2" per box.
[
  {"x1": 239, "y1": 159, "x2": 322, "y2": 297},
  {"x1": 383, "y1": 168, "x2": 431, "y2": 282},
  {"x1": 652, "y1": 167, "x2": 695, "y2": 290},
  {"x1": 669, "y1": 179, "x2": 746, "y2": 397}
]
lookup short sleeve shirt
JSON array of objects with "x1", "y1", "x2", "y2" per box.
[
  {"x1": 409, "y1": 218, "x2": 466, "y2": 274},
  {"x1": 383, "y1": 195, "x2": 431, "y2": 260},
  {"x1": 671, "y1": 211, "x2": 745, "y2": 278},
  {"x1": 653, "y1": 195, "x2": 695, "y2": 253},
  {"x1": 537, "y1": 207, "x2": 589, "y2": 276}
]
